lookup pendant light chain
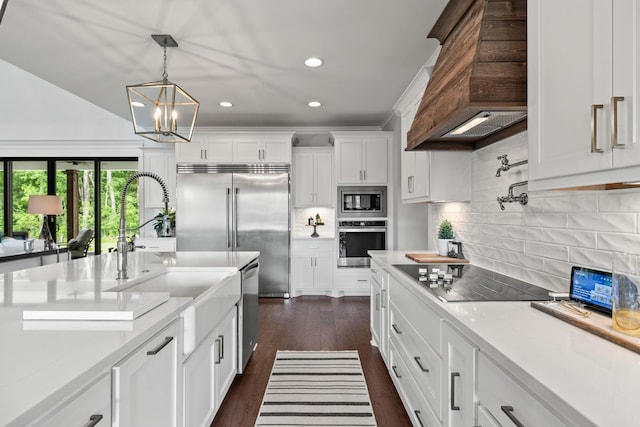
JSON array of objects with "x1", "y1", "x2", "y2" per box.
[{"x1": 162, "y1": 45, "x2": 168, "y2": 83}]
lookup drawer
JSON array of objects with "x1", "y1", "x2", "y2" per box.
[
  {"x1": 388, "y1": 341, "x2": 439, "y2": 427},
  {"x1": 370, "y1": 260, "x2": 383, "y2": 284},
  {"x1": 135, "y1": 237, "x2": 176, "y2": 252},
  {"x1": 389, "y1": 302, "x2": 441, "y2": 419},
  {"x1": 478, "y1": 353, "x2": 566, "y2": 427},
  {"x1": 389, "y1": 275, "x2": 441, "y2": 353},
  {"x1": 291, "y1": 239, "x2": 334, "y2": 252},
  {"x1": 335, "y1": 268, "x2": 369, "y2": 290}
]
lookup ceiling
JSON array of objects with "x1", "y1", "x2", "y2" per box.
[{"x1": 0, "y1": 0, "x2": 447, "y2": 129}]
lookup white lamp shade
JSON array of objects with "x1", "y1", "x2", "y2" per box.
[{"x1": 27, "y1": 195, "x2": 63, "y2": 215}]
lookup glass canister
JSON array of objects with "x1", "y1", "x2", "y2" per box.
[{"x1": 612, "y1": 253, "x2": 640, "y2": 336}]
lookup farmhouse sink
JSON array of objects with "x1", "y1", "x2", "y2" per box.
[{"x1": 107, "y1": 270, "x2": 232, "y2": 298}]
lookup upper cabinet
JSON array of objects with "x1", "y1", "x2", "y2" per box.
[
  {"x1": 142, "y1": 147, "x2": 177, "y2": 208},
  {"x1": 333, "y1": 132, "x2": 389, "y2": 185},
  {"x1": 292, "y1": 147, "x2": 334, "y2": 207},
  {"x1": 176, "y1": 131, "x2": 292, "y2": 164},
  {"x1": 395, "y1": 66, "x2": 472, "y2": 203},
  {"x1": 529, "y1": 0, "x2": 640, "y2": 190}
]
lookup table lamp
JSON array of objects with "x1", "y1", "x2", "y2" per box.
[{"x1": 27, "y1": 195, "x2": 63, "y2": 250}]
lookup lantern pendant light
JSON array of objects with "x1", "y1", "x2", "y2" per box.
[{"x1": 126, "y1": 34, "x2": 199, "y2": 143}]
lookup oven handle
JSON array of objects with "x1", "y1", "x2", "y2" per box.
[{"x1": 338, "y1": 228, "x2": 387, "y2": 232}]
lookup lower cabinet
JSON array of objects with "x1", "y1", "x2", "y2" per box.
[
  {"x1": 183, "y1": 307, "x2": 237, "y2": 427},
  {"x1": 291, "y1": 239, "x2": 334, "y2": 294},
  {"x1": 335, "y1": 268, "x2": 370, "y2": 294},
  {"x1": 112, "y1": 320, "x2": 182, "y2": 427},
  {"x1": 442, "y1": 322, "x2": 477, "y2": 427},
  {"x1": 37, "y1": 373, "x2": 111, "y2": 427},
  {"x1": 477, "y1": 353, "x2": 566, "y2": 427}
]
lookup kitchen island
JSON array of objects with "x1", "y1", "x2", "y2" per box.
[
  {"x1": 0, "y1": 250, "x2": 258, "y2": 426},
  {"x1": 369, "y1": 250, "x2": 640, "y2": 427}
]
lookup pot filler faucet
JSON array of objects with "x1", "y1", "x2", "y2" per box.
[{"x1": 117, "y1": 171, "x2": 170, "y2": 280}]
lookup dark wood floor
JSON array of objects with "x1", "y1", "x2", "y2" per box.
[{"x1": 211, "y1": 296, "x2": 412, "y2": 427}]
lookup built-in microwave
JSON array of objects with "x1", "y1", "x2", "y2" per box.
[{"x1": 337, "y1": 186, "x2": 387, "y2": 218}]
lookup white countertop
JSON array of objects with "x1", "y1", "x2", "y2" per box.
[
  {"x1": 0, "y1": 250, "x2": 258, "y2": 426},
  {"x1": 370, "y1": 250, "x2": 640, "y2": 427}
]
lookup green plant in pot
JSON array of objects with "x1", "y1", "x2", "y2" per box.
[
  {"x1": 154, "y1": 207, "x2": 176, "y2": 237},
  {"x1": 437, "y1": 219, "x2": 454, "y2": 256}
]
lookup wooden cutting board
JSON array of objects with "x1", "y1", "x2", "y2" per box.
[{"x1": 405, "y1": 253, "x2": 469, "y2": 264}]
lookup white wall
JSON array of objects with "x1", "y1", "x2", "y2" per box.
[{"x1": 430, "y1": 131, "x2": 640, "y2": 292}]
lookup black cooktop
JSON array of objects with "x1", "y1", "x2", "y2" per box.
[{"x1": 393, "y1": 264, "x2": 552, "y2": 302}]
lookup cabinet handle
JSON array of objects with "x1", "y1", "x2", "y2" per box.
[
  {"x1": 501, "y1": 406, "x2": 525, "y2": 427},
  {"x1": 83, "y1": 414, "x2": 104, "y2": 427},
  {"x1": 371, "y1": 268, "x2": 377, "y2": 274},
  {"x1": 408, "y1": 176, "x2": 414, "y2": 193},
  {"x1": 204, "y1": 149, "x2": 208, "y2": 160},
  {"x1": 414, "y1": 356, "x2": 429, "y2": 373},
  {"x1": 391, "y1": 365, "x2": 402, "y2": 378},
  {"x1": 357, "y1": 279, "x2": 368, "y2": 282},
  {"x1": 146, "y1": 336, "x2": 174, "y2": 355},
  {"x1": 414, "y1": 410, "x2": 425, "y2": 427},
  {"x1": 611, "y1": 96, "x2": 625, "y2": 148},
  {"x1": 590, "y1": 104, "x2": 604, "y2": 153},
  {"x1": 215, "y1": 337, "x2": 222, "y2": 364},
  {"x1": 450, "y1": 372, "x2": 461, "y2": 411},
  {"x1": 200, "y1": 149, "x2": 204, "y2": 159},
  {"x1": 363, "y1": 170, "x2": 367, "y2": 181},
  {"x1": 263, "y1": 149, "x2": 266, "y2": 160},
  {"x1": 311, "y1": 257, "x2": 314, "y2": 267},
  {"x1": 381, "y1": 289, "x2": 387, "y2": 308},
  {"x1": 218, "y1": 334, "x2": 225, "y2": 360},
  {"x1": 392, "y1": 323, "x2": 402, "y2": 335},
  {"x1": 375, "y1": 293, "x2": 381, "y2": 311},
  {"x1": 359, "y1": 170, "x2": 363, "y2": 181}
]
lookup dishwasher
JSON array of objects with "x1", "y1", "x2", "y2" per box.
[{"x1": 238, "y1": 260, "x2": 259, "y2": 373}]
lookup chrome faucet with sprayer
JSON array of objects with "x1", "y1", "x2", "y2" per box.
[{"x1": 117, "y1": 171, "x2": 171, "y2": 280}]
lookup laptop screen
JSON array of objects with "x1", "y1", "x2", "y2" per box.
[{"x1": 570, "y1": 266, "x2": 613, "y2": 314}]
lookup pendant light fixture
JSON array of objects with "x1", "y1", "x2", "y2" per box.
[{"x1": 126, "y1": 34, "x2": 199, "y2": 143}]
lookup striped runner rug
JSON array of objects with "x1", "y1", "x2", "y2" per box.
[{"x1": 255, "y1": 350, "x2": 377, "y2": 426}]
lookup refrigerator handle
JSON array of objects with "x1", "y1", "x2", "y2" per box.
[
  {"x1": 226, "y1": 188, "x2": 231, "y2": 248},
  {"x1": 234, "y1": 187, "x2": 239, "y2": 248}
]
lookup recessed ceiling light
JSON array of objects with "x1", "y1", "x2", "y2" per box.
[
  {"x1": 308, "y1": 101, "x2": 322, "y2": 108},
  {"x1": 219, "y1": 101, "x2": 233, "y2": 108},
  {"x1": 131, "y1": 101, "x2": 145, "y2": 108},
  {"x1": 304, "y1": 57, "x2": 324, "y2": 68}
]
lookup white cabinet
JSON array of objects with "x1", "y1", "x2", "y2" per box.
[
  {"x1": 142, "y1": 148, "x2": 176, "y2": 208},
  {"x1": 233, "y1": 136, "x2": 291, "y2": 163},
  {"x1": 529, "y1": 0, "x2": 640, "y2": 190},
  {"x1": 36, "y1": 373, "x2": 111, "y2": 427},
  {"x1": 333, "y1": 133, "x2": 389, "y2": 184},
  {"x1": 292, "y1": 147, "x2": 334, "y2": 207},
  {"x1": 369, "y1": 260, "x2": 388, "y2": 363},
  {"x1": 394, "y1": 67, "x2": 471, "y2": 203},
  {"x1": 176, "y1": 135, "x2": 233, "y2": 163},
  {"x1": 112, "y1": 320, "x2": 181, "y2": 427},
  {"x1": 335, "y1": 268, "x2": 370, "y2": 295},
  {"x1": 477, "y1": 353, "x2": 566, "y2": 427},
  {"x1": 183, "y1": 306, "x2": 237, "y2": 427},
  {"x1": 291, "y1": 239, "x2": 334, "y2": 294},
  {"x1": 442, "y1": 322, "x2": 477, "y2": 427},
  {"x1": 134, "y1": 237, "x2": 176, "y2": 252}
]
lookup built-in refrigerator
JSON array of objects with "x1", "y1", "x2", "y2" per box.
[{"x1": 176, "y1": 164, "x2": 290, "y2": 297}]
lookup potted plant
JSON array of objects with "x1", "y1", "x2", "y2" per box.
[
  {"x1": 154, "y1": 207, "x2": 176, "y2": 237},
  {"x1": 437, "y1": 219, "x2": 454, "y2": 256}
]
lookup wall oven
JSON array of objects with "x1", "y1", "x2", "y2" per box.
[
  {"x1": 337, "y1": 186, "x2": 387, "y2": 218},
  {"x1": 338, "y1": 220, "x2": 386, "y2": 267}
]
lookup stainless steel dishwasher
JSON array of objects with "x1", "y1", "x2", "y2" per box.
[{"x1": 238, "y1": 260, "x2": 259, "y2": 373}]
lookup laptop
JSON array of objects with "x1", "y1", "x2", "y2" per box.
[{"x1": 569, "y1": 266, "x2": 613, "y2": 316}]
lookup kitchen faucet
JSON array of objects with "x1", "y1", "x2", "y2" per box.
[
  {"x1": 497, "y1": 180, "x2": 528, "y2": 210},
  {"x1": 117, "y1": 171, "x2": 170, "y2": 280},
  {"x1": 496, "y1": 154, "x2": 528, "y2": 177}
]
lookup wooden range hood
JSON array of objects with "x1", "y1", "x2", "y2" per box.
[{"x1": 407, "y1": 0, "x2": 527, "y2": 151}]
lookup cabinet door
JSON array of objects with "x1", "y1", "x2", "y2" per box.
[
  {"x1": 202, "y1": 137, "x2": 233, "y2": 163},
  {"x1": 314, "y1": 151, "x2": 334, "y2": 206},
  {"x1": 529, "y1": 0, "x2": 612, "y2": 181},
  {"x1": 176, "y1": 141, "x2": 205, "y2": 163},
  {"x1": 183, "y1": 333, "x2": 216, "y2": 427},
  {"x1": 363, "y1": 136, "x2": 388, "y2": 184},
  {"x1": 112, "y1": 321, "x2": 180, "y2": 427},
  {"x1": 143, "y1": 150, "x2": 176, "y2": 208},
  {"x1": 263, "y1": 138, "x2": 291, "y2": 163},
  {"x1": 336, "y1": 138, "x2": 364, "y2": 183},
  {"x1": 370, "y1": 276, "x2": 382, "y2": 347},
  {"x1": 442, "y1": 322, "x2": 477, "y2": 427},
  {"x1": 38, "y1": 374, "x2": 111, "y2": 427},
  {"x1": 292, "y1": 151, "x2": 315, "y2": 207},
  {"x1": 314, "y1": 252, "x2": 334, "y2": 289},
  {"x1": 214, "y1": 307, "x2": 238, "y2": 404},
  {"x1": 292, "y1": 254, "x2": 316, "y2": 290},
  {"x1": 233, "y1": 138, "x2": 262, "y2": 163}
]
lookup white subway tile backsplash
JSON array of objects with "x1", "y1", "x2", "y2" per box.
[{"x1": 428, "y1": 131, "x2": 640, "y2": 291}]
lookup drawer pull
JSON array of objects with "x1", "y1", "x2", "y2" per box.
[
  {"x1": 414, "y1": 410, "x2": 425, "y2": 427},
  {"x1": 590, "y1": 104, "x2": 604, "y2": 153},
  {"x1": 391, "y1": 365, "x2": 402, "y2": 378},
  {"x1": 84, "y1": 415, "x2": 103, "y2": 427},
  {"x1": 501, "y1": 406, "x2": 525, "y2": 427},
  {"x1": 381, "y1": 289, "x2": 387, "y2": 308},
  {"x1": 375, "y1": 293, "x2": 381, "y2": 311},
  {"x1": 146, "y1": 336, "x2": 173, "y2": 355},
  {"x1": 414, "y1": 356, "x2": 429, "y2": 373},
  {"x1": 450, "y1": 372, "x2": 460, "y2": 411},
  {"x1": 215, "y1": 338, "x2": 222, "y2": 364},
  {"x1": 611, "y1": 96, "x2": 625, "y2": 148},
  {"x1": 392, "y1": 323, "x2": 402, "y2": 335},
  {"x1": 218, "y1": 334, "x2": 225, "y2": 360}
]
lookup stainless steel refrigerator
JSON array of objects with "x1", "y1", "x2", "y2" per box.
[{"x1": 176, "y1": 164, "x2": 290, "y2": 297}]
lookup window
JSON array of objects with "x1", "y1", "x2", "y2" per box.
[
  {"x1": 12, "y1": 161, "x2": 48, "y2": 239},
  {"x1": 100, "y1": 161, "x2": 138, "y2": 253}
]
